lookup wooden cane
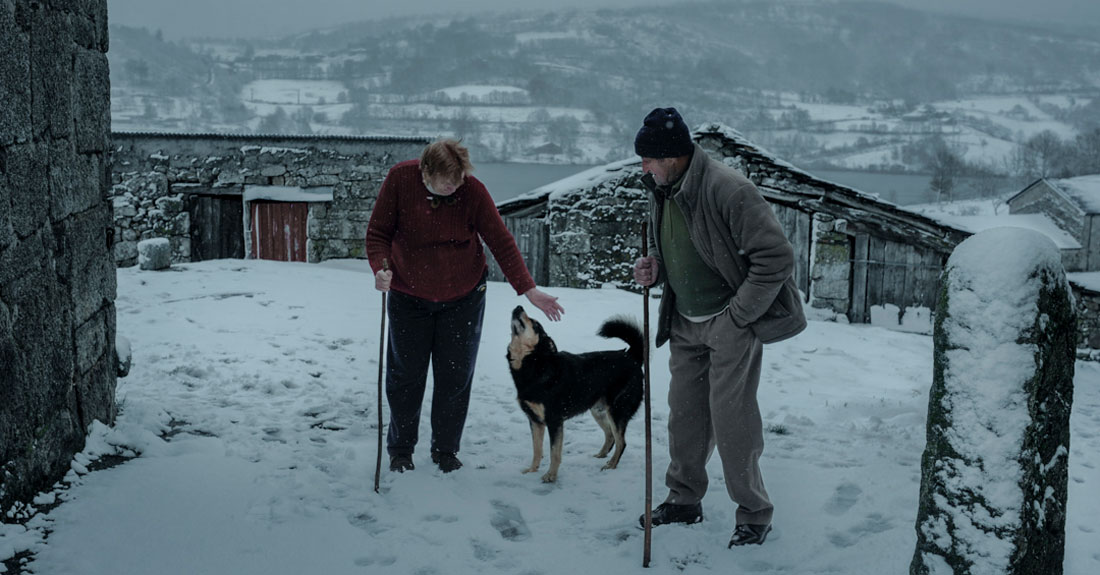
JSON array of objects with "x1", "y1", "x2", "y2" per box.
[
  {"x1": 641, "y1": 223, "x2": 653, "y2": 567},
  {"x1": 374, "y1": 258, "x2": 389, "y2": 494}
]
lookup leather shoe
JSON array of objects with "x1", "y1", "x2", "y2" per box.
[
  {"x1": 728, "y1": 523, "x2": 772, "y2": 547},
  {"x1": 638, "y1": 502, "x2": 703, "y2": 528}
]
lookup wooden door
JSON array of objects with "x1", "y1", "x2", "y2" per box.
[
  {"x1": 850, "y1": 234, "x2": 945, "y2": 323},
  {"x1": 771, "y1": 203, "x2": 811, "y2": 297},
  {"x1": 250, "y1": 201, "x2": 308, "y2": 262},
  {"x1": 488, "y1": 216, "x2": 548, "y2": 285},
  {"x1": 187, "y1": 194, "x2": 245, "y2": 261}
]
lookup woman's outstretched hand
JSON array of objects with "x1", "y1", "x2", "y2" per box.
[{"x1": 524, "y1": 288, "x2": 564, "y2": 321}]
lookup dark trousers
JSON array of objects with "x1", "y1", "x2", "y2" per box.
[{"x1": 385, "y1": 280, "x2": 486, "y2": 456}]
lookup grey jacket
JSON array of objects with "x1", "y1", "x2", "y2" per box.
[{"x1": 647, "y1": 143, "x2": 807, "y2": 347}]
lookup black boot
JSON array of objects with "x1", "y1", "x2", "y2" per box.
[
  {"x1": 431, "y1": 451, "x2": 463, "y2": 473},
  {"x1": 728, "y1": 523, "x2": 772, "y2": 547},
  {"x1": 638, "y1": 502, "x2": 703, "y2": 528},
  {"x1": 389, "y1": 454, "x2": 415, "y2": 472}
]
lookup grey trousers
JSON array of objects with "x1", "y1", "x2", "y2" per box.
[{"x1": 663, "y1": 310, "x2": 773, "y2": 526}]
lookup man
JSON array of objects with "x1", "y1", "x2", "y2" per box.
[{"x1": 631, "y1": 108, "x2": 806, "y2": 547}]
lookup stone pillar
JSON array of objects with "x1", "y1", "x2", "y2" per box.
[
  {"x1": 1, "y1": 0, "x2": 116, "y2": 512},
  {"x1": 911, "y1": 228, "x2": 1075, "y2": 575},
  {"x1": 809, "y1": 213, "x2": 850, "y2": 315}
]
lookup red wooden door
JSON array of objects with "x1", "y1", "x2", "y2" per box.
[{"x1": 250, "y1": 201, "x2": 308, "y2": 262}]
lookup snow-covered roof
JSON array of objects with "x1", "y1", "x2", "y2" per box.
[
  {"x1": 693, "y1": 123, "x2": 891, "y2": 205},
  {"x1": 244, "y1": 185, "x2": 334, "y2": 203},
  {"x1": 1068, "y1": 271, "x2": 1100, "y2": 293},
  {"x1": 497, "y1": 157, "x2": 639, "y2": 208},
  {"x1": 930, "y1": 214, "x2": 1082, "y2": 249},
  {"x1": 1050, "y1": 175, "x2": 1100, "y2": 214},
  {"x1": 497, "y1": 122, "x2": 969, "y2": 249},
  {"x1": 112, "y1": 130, "x2": 430, "y2": 144}
]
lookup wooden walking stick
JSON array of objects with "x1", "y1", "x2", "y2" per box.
[
  {"x1": 374, "y1": 259, "x2": 389, "y2": 494},
  {"x1": 641, "y1": 223, "x2": 653, "y2": 567}
]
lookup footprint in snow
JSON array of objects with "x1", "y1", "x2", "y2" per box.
[
  {"x1": 490, "y1": 500, "x2": 531, "y2": 541},
  {"x1": 828, "y1": 513, "x2": 893, "y2": 548},
  {"x1": 824, "y1": 482, "x2": 862, "y2": 515}
]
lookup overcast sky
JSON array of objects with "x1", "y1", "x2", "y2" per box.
[{"x1": 107, "y1": 0, "x2": 1100, "y2": 40}]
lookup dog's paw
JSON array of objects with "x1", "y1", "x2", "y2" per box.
[
  {"x1": 522, "y1": 466, "x2": 539, "y2": 474},
  {"x1": 601, "y1": 461, "x2": 618, "y2": 471},
  {"x1": 541, "y1": 471, "x2": 557, "y2": 483},
  {"x1": 594, "y1": 449, "x2": 610, "y2": 458}
]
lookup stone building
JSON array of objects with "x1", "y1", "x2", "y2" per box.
[
  {"x1": 110, "y1": 132, "x2": 429, "y2": 266},
  {"x1": 1003, "y1": 175, "x2": 1100, "y2": 352},
  {"x1": 1008, "y1": 175, "x2": 1100, "y2": 272},
  {"x1": 1, "y1": 0, "x2": 117, "y2": 511},
  {"x1": 494, "y1": 124, "x2": 971, "y2": 326}
]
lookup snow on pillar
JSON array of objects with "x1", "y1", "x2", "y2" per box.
[{"x1": 912, "y1": 227, "x2": 1076, "y2": 575}]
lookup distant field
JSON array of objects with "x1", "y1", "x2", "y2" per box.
[{"x1": 241, "y1": 80, "x2": 348, "y2": 106}]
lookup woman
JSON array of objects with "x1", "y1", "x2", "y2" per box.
[{"x1": 366, "y1": 139, "x2": 564, "y2": 474}]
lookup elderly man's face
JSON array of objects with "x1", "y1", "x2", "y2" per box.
[{"x1": 640, "y1": 157, "x2": 682, "y2": 187}]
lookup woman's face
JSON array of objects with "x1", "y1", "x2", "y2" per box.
[{"x1": 422, "y1": 171, "x2": 463, "y2": 196}]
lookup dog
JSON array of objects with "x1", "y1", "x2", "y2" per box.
[{"x1": 507, "y1": 305, "x2": 644, "y2": 483}]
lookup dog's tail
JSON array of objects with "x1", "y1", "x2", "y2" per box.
[{"x1": 598, "y1": 316, "x2": 645, "y2": 364}]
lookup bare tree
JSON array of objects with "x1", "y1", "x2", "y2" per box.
[
  {"x1": 928, "y1": 138, "x2": 964, "y2": 203},
  {"x1": 1023, "y1": 130, "x2": 1066, "y2": 178}
]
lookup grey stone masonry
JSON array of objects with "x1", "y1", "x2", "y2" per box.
[
  {"x1": 546, "y1": 168, "x2": 649, "y2": 289},
  {"x1": 808, "y1": 213, "x2": 850, "y2": 314},
  {"x1": 1, "y1": 0, "x2": 116, "y2": 513},
  {"x1": 1071, "y1": 283, "x2": 1100, "y2": 357},
  {"x1": 110, "y1": 133, "x2": 429, "y2": 266},
  {"x1": 912, "y1": 228, "x2": 1075, "y2": 575}
]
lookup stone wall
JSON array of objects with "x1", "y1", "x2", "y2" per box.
[
  {"x1": 1072, "y1": 283, "x2": 1100, "y2": 354},
  {"x1": 110, "y1": 133, "x2": 429, "y2": 265},
  {"x1": 808, "y1": 214, "x2": 851, "y2": 315},
  {"x1": 545, "y1": 168, "x2": 649, "y2": 289},
  {"x1": 1008, "y1": 182, "x2": 1085, "y2": 244},
  {"x1": 1, "y1": 0, "x2": 116, "y2": 511},
  {"x1": 1089, "y1": 213, "x2": 1100, "y2": 271}
]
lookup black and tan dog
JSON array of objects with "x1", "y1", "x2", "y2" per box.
[{"x1": 507, "y1": 305, "x2": 644, "y2": 483}]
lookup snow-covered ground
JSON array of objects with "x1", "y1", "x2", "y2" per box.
[{"x1": 3, "y1": 259, "x2": 1099, "y2": 574}]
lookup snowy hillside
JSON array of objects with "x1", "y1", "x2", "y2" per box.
[{"x1": 107, "y1": 1, "x2": 1100, "y2": 168}]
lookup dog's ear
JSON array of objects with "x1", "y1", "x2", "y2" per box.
[{"x1": 532, "y1": 321, "x2": 557, "y2": 353}]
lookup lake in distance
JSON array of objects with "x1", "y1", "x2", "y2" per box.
[{"x1": 475, "y1": 163, "x2": 1016, "y2": 206}]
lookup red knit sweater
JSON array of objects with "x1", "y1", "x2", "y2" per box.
[{"x1": 365, "y1": 160, "x2": 536, "y2": 302}]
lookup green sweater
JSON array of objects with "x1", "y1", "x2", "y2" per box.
[{"x1": 660, "y1": 186, "x2": 734, "y2": 319}]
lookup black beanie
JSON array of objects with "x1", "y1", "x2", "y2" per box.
[{"x1": 634, "y1": 107, "x2": 693, "y2": 158}]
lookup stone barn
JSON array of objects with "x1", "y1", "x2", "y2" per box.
[
  {"x1": 2, "y1": 0, "x2": 117, "y2": 513},
  {"x1": 110, "y1": 132, "x2": 429, "y2": 266},
  {"x1": 1000, "y1": 175, "x2": 1100, "y2": 354},
  {"x1": 492, "y1": 124, "x2": 972, "y2": 327},
  {"x1": 1007, "y1": 175, "x2": 1100, "y2": 272}
]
